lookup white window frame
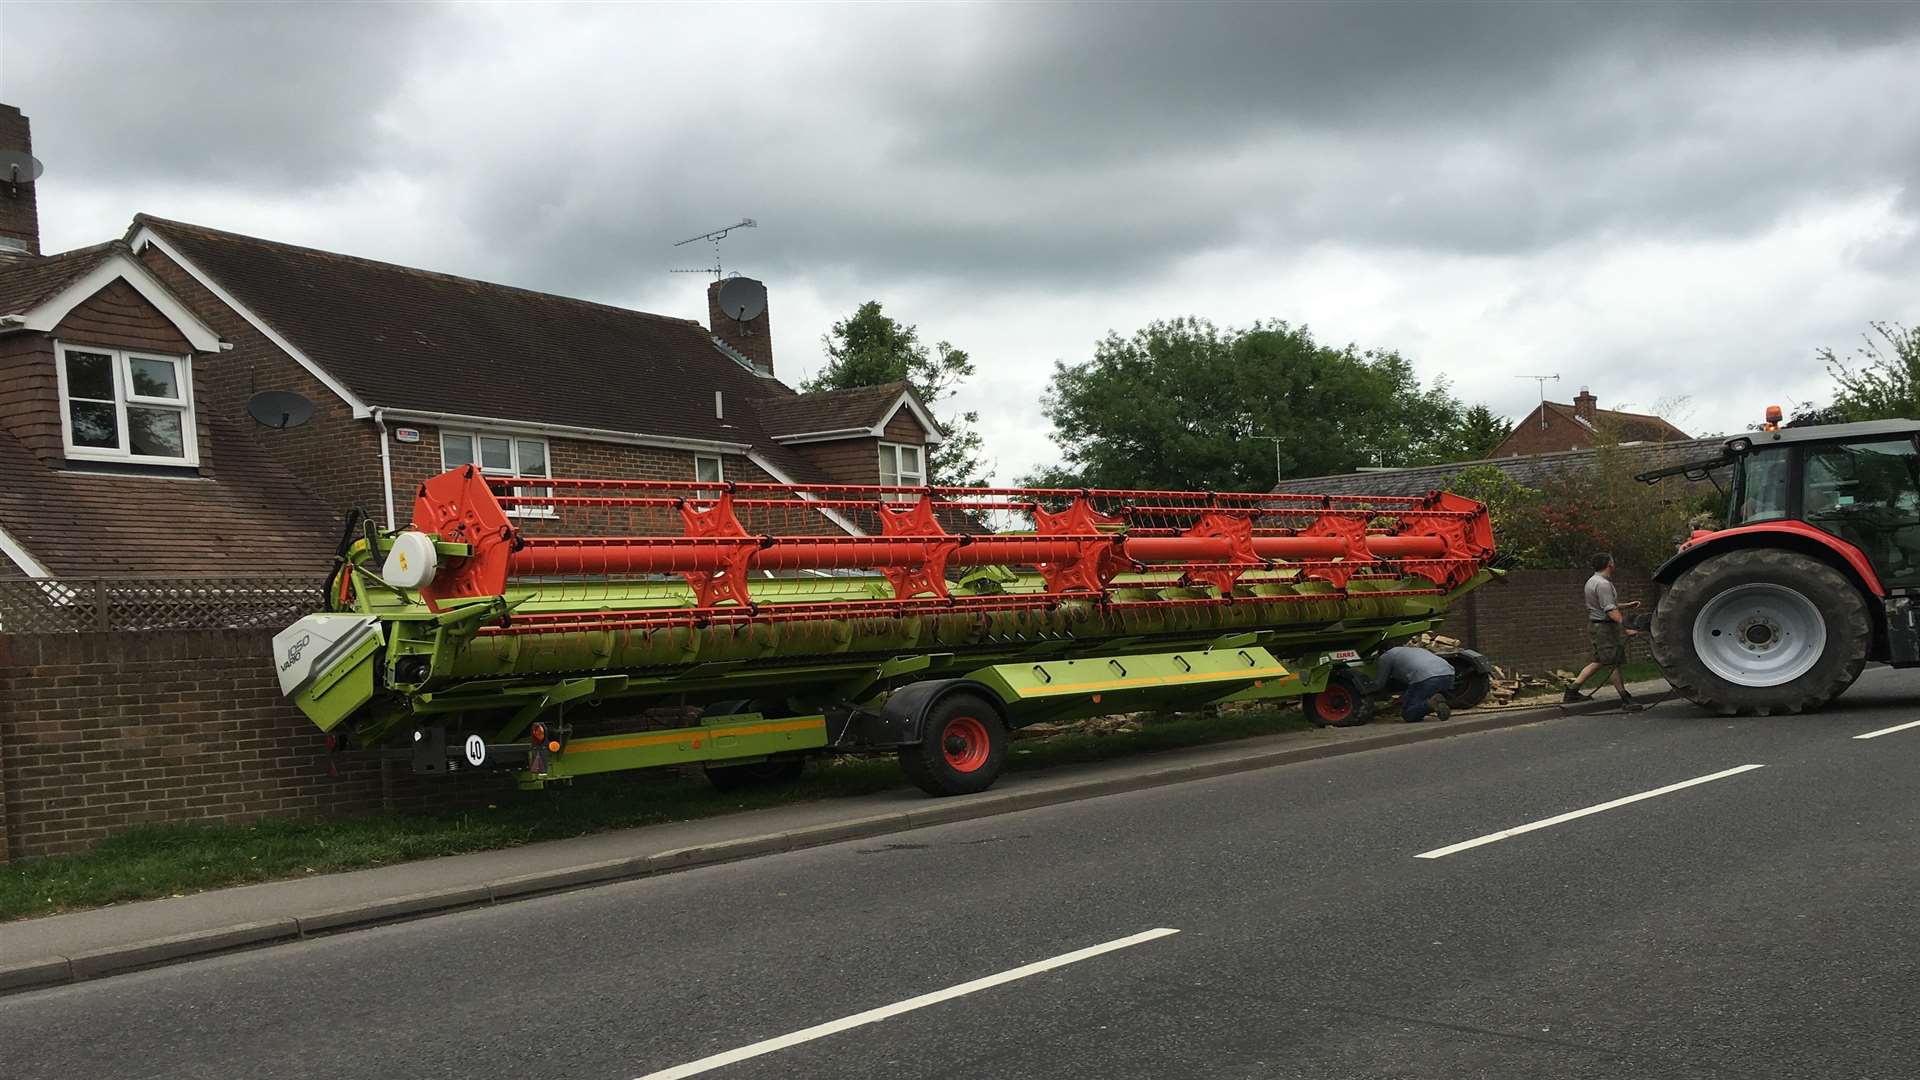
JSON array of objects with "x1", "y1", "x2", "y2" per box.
[
  {"x1": 878, "y1": 441, "x2": 925, "y2": 501},
  {"x1": 54, "y1": 342, "x2": 199, "y2": 466},
  {"x1": 441, "y1": 429, "x2": 554, "y2": 517},
  {"x1": 694, "y1": 453, "x2": 725, "y2": 501}
]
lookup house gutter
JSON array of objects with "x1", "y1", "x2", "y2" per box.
[
  {"x1": 377, "y1": 408, "x2": 754, "y2": 455},
  {"x1": 374, "y1": 407, "x2": 396, "y2": 530}
]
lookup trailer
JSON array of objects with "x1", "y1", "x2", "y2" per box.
[{"x1": 274, "y1": 469, "x2": 1499, "y2": 795}]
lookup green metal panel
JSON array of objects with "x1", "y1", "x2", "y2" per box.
[
  {"x1": 522, "y1": 712, "x2": 830, "y2": 786},
  {"x1": 967, "y1": 645, "x2": 1304, "y2": 725},
  {"x1": 294, "y1": 633, "x2": 380, "y2": 732}
]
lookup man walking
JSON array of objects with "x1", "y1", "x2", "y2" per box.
[
  {"x1": 1365, "y1": 645, "x2": 1456, "y2": 723},
  {"x1": 1564, "y1": 551, "x2": 1640, "y2": 705}
]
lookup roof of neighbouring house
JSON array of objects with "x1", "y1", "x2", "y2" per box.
[
  {"x1": 129, "y1": 216, "x2": 811, "y2": 448},
  {"x1": 0, "y1": 240, "x2": 120, "y2": 315},
  {"x1": 0, "y1": 416, "x2": 345, "y2": 576},
  {"x1": 751, "y1": 380, "x2": 941, "y2": 441},
  {"x1": 1536, "y1": 400, "x2": 1692, "y2": 444},
  {"x1": 1272, "y1": 437, "x2": 1730, "y2": 498}
]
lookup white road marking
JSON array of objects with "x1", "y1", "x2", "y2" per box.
[
  {"x1": 1414, "y1": 764, "x2": 1768, "y2": 859},
  {"x1": 1853, "y1": 718, "x2": 1920, "y2": 740},
  {"x1": 632, "y1": 927, "x2": 1181, "y2": 1080}
]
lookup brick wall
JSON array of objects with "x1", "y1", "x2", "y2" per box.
[
  {"x1": 0, "y1": 630, "x2": 433, "y2": 861},
  {"x1": 1445, "y1": 568, "x2": 1659, "y2": 675},
  {"x1": 0, "y1": 104, "x2": 38, "y2": 256}
]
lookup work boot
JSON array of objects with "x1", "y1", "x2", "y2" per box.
[
  {"x1": 1428, "y1": 694, "x2": 1452, "y2": 722},
  {"x1": 1561, "y1": 687, "x2": 1584, "y2": 704}
]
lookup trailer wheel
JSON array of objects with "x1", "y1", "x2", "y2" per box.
[
  {"x1": 1304, "y1": 669, "x2": 1375, "y2": 728},
  {"x1": 704, "y1": 755, "x2": 807, "y2": 792},
  {"x1": 899, "y1": 693, "x2": 1008, "y2": 796},
  {"x1": 1652, "y1": 548, "x2": 1870, "y2": 716},
  {"x1": 1445, "y1": 670, "x2": 1492, "y2": 710}
]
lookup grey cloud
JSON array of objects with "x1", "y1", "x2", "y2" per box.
[
  {"x1": 374, "y1": 1, "x2": 1920, "y2": 303},
  {"x1": 4, "y1": 1, "x2": 443, "y2": 187}
]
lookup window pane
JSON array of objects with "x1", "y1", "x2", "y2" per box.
[
  {"x1": 65, "y1": 351, "x2": 115, "y2": 400},
  {"x1": 69, "y1": 400, "x2": 120, "y2": 448},
  {"x1": 480, "y1": 436, "x2": 513, "y2": 471},
  {"x1": 517, "y1": 439, "x2": 548, "y2": 477},
  {"x1": 1803, "y1": 440, "x2": 1920, "y2": 585},
  {"x1": 878, "y1": 446, "x2": 898, "y2": 485},
  {"x1": 441, "y1": 433, "x2": 474, "y2": 469},
  {"x1": 901, "y1": 446, "x2": 921, "y2": 473},
  {"x1": 128, "y1": 406, "x2": 186, "y2": 458},
  {"x1": 696, "y1": 455, "x2": 723, "y2": 483},
  {"x1": 128, "y1": 357, "x2": 181, "y2": 400},
  {"x1": 1733, "y1": 448, "x2": 1789, "y2": 524}
]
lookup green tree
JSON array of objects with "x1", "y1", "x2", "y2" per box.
[
  {"x1": 1819, "y1": 321, "x2": 1920, "y2": 421},
  {"x1": 1454, "y1": 427, "x2": 1702, "y2": 571},
  {"x1": 805, "y1": 301, "x2": 988, "y2": 486},
  {"x1": 1444, "y1": 464, "x2": 1547, "y2": 566},
  {"x1": 1023, "y1": 318, "x2": 1465, "y2": 491},
  {"x1": 1448, "y1": 404, "x2": 1514, "y2": 462}
]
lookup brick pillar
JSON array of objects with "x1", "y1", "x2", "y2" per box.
[
  {"x1": 707, "y1": 277, "x2": 773, "y2": 375},
  {"x1": 0, "y1": 103, "x2": 40, "y2": 258}
]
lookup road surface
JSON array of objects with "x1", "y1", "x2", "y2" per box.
[{"x1": 5, "y1": 668, "x2": 1918, "y2": 1079}]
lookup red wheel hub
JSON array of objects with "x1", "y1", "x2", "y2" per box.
[
  {"x1": 941, "y1": 715, "x2": 992, "y2": 773},
  {"x1": 1319, "y1": 684, "x2": 1354, "y2": 722}
]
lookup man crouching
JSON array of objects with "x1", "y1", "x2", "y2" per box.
[{"x1": 1363, "y1": 645, "x2": 1456, "y2": 723}]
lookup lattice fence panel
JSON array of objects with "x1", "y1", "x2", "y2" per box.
[{"x1": 0, "y1": 576, "x2": 322, "y2": 633}]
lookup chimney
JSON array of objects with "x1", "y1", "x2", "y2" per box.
[
  {"x1": 1573, "y1": 386, "x2": 1597, "y2": 422},
  {"x1": 708, "y1": 277, "x2": 773, "y2": 376},
  {"x1": 0, "y1": 104, "x2": 39, "y2": 258}
]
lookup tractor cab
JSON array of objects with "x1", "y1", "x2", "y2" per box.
[
  {"x1": 1637, "y1": 413, "x2": 1920, "y2": 715},
  {"x1": 1654, "y1": 416, "x2": 1920, "y2": 590}
]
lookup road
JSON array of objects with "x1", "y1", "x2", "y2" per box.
[{"x1": 5, "y1": 668, "x2": 1919, "y2": 1080}]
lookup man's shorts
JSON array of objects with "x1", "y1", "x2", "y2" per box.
[{"x1": 1590, "y1": 620, "x2": 1626, "y2": 666}]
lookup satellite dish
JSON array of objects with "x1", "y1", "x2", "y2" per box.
[
  {"x1": 0, "y1": 150, "x2": 42, "y2": 185},
  {"x1": 715, "y1": 276, "x2": 767, "y2": 323},
  {"x1": 246, "y1": 389, "x2": 315, "y2": 430}
]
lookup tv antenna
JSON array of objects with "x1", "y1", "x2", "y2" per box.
[
  {"x1": 671, "y1": 218, "x2": 757, "y2": 279},
  {"x1": 1515, "y1": 373, "x2": 1560, "y2": 428}
]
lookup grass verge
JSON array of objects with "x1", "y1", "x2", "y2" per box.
[{"x1": 1, "y1": 706, "x2": 1313, "y2": 920}]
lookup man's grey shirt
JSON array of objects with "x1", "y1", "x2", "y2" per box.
[
  {"x1": 1585, "y1": 572, "x2": 1619, "y2": 622},
  {"x1": 1371, "y1": 646, "x2": 1455, "y2": 689}
]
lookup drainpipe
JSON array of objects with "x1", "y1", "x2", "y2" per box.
[{"x1": 374, "y1": 407, "x2": 396, "y2": 530}]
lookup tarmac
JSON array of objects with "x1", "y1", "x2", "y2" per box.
[{"x1": 0, "y1": 681, "x2": 1670, "y2": 997}]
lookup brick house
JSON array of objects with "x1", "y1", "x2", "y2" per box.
[
  {"x1": 1491, "y1": 386, "x2": 1690, "y2": 458},
  {"x1": 0, "y1": 104, "x2": 941, "y2": 580}
]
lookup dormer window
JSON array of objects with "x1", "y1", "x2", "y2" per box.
[{"x1": 55, "y1": 343, "x2": 197, "y2": 465}]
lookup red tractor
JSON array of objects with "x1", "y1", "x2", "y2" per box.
[{"x1": 1639, "y1": 412, "x2": 1920, "y2": 715}]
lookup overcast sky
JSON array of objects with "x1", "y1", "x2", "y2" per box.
[{"x1": 5, "y1": 1, "x2": 1917, "y2": 480}]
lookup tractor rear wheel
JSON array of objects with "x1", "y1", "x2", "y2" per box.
[
  {"x1": 899, "y1": 693, "x2": 1009, "y2": 796},
  {"x1": 1652, "y1": 548, "x2": 1870, "y2": 716},
  {"x1": 1304, "y1": 668, "x2": 1375, "y2": 727}
]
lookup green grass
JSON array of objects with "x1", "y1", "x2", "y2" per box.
[{"x1": 0, "y1": 706, "x2": 1312, "y2": 920}]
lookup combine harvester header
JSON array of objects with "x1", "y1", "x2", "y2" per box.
[{"x1": 276, "y1": 469, "x2": 1499, "y2": 795}]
